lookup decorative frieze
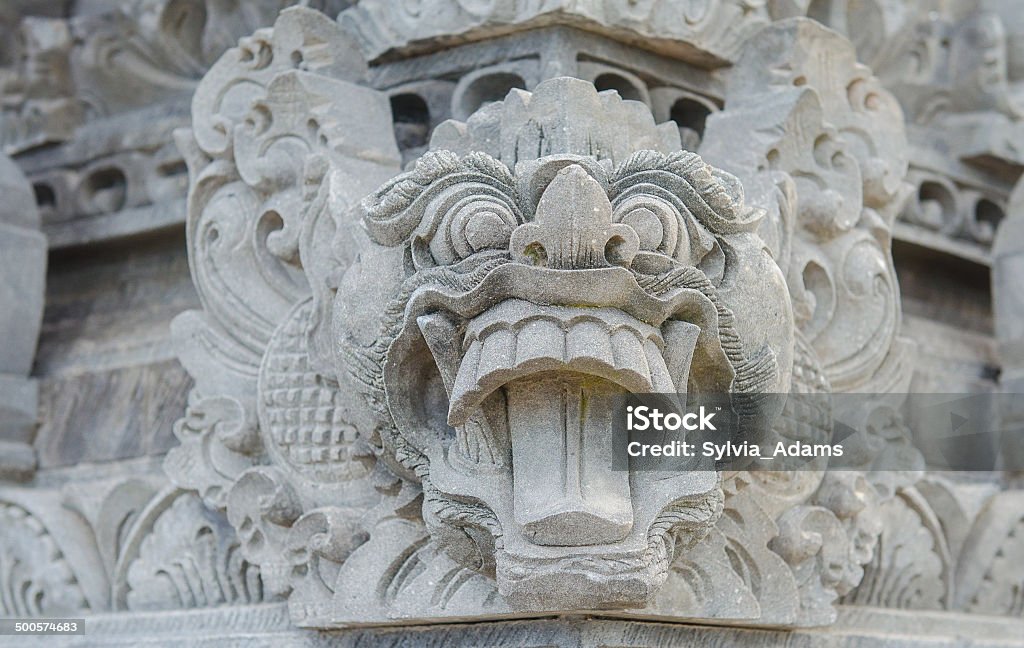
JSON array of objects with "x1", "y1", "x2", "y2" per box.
[
  {"x1": 156, "y1": 8, "x2": 922, "y2": 629},
  {"x1": 0, "y1": 2, "x2": 1022, "y2": 645}
]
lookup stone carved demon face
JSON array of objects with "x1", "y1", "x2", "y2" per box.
[{"x1": 332, "y1": 86, "x2": 793, "y2": 610}]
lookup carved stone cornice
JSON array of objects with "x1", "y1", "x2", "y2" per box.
[
  {"x1": 341, "y1": 0, "x2": 778, "y2": 67},
  {"x1": 811, "y1": 1, "x2": 1024, "y2": 262}
]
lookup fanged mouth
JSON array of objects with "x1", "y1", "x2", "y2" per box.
[
  {"x1": 362, "y1": 161, "x2": 778, "y2": 611},
  {"x1": 435, "y1": 297, "x2": 697, "y2": 547},
  {"x1": 405, "y1": 261, "x2": 732, "y2": 548},
  {"x1": 446, "y1": 300, "x2": 677, "y2": 428}
]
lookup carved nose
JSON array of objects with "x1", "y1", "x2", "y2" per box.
[{"x1": 510, "y1": 165, "x2": 639, "y2": 269}]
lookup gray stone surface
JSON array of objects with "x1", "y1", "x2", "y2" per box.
[
  {"x1": 342, "y1": 0, "x2": 775, "y2": 65},
  {"x1": 0, "y1": 152, "x2": 45, "y2": 481},
  {"x1": 0, "y1": 153, "x2": 45, "y2": 376},
  {"x1": 2, "y1": 605, "x2": 1024, "y2": 647},
  {"x1": 0, "y1": 1, "x2": 1021, "y2": 646},
  {"x1": 814, "y1": 1, "x2": 1024, "y2": 265},
  {"x1": 29, "y1": 227, "x2": 198, "y2": 468},
  {"x1": 156, "y1": 7, "x2": 913, "y2": 628}
]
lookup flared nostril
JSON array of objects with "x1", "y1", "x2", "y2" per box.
[
  {"x1": 604, "y1": 235, "x2": 631, "y2": 266},
  {"x1": 522, "y1": 241, "x2": 548, "y2": 267}
]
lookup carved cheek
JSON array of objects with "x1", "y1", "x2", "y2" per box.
[
  {"x1": 334, "y1": 245, "x2": 407, "y2": 349},
  {"x1": 717, "y1": 234, "x2": 795, "y2": 393}
]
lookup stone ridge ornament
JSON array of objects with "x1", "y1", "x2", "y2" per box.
[
  {"x1": 341, "y1": 0, "x2": 779, "y2": 66},
  {"x1": 165, "y1": 8, "x2": 914, "y2": 629},
  {"x1": 810, "y1": 1, "x2": 1024, "y2": 258},
  {"x1": 701, "y1": 18, "x2": 912, "y2": 395}
]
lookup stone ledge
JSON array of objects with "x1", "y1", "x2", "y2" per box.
[
  {"x1": 9, "y1": 605, "x2": 1023, "y2": 647},
  {"x1": 893, "y1": 222, "x2": 992, "y2": 267},
  {"x1": 44, "y1": 200, "x2": 185, "y2": 250}
]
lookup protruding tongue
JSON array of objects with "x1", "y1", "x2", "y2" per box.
[
  {"x1": 506, "y1": 373, "x2": 632, "y2": 546},
  {"x1": 444, "y1": 300, "x2": 700, "y2": 547}
]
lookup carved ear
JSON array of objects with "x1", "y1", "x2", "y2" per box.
[
  {"x1": 175, "y1": 7, "x2": 398, "y2": 390},
  {"x1": 701, "y1": 19, "x2": 912, "y2": 394},
  {"x1": 302, "y1": 162, "x2": 366, "y2": 379},
  {"x1": 301, "y1": 158, "x2": 335, "y2": 379}
]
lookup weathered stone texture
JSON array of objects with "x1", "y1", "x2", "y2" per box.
[
  {"x1": 34, "y1": 360, "x2": 190, "y2": 468},
  {"x1": 0, "y1": 0, "x2": 1023, "y2": 646},
  {"x1": 34, "y1": 230, "x2": 197, "y2": 375},
  {"x1": 0, "y1": 151, "x2": 45, "y2": 481},
  {"x1": 16, "y1": 606, "x2": 1024, "y2": 647},
  {"x1": 29, "y1": 228, "x2": 198, "y2": 467}
]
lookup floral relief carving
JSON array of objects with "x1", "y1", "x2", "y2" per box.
[
  {"x1": 160, "y1": 8, "x2": 918, "y2": 622},
  {"x1": 124, "y1": 492, "x2": 264, "y2": 611},
  {"x1": 0, "y1": 501, "x2": 88, "y2": 617},
  {"x1": 0, "y1": 3, "x2": 1022, "y2": 640}
]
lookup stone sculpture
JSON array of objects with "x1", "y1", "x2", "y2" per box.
[
  {"x1": 1, "y1": 1, "x2": 1023, "y2": 645},
  {"x1": 161, "y1": 7, "x2": 911, "y2": 628},
  {"x1": 817, "y1": 0, "x2": 1024, "y2": 261}
]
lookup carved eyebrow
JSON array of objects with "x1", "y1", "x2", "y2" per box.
[
  {"x1": 361, "y1": 151, "x2": 516, "y2": 246},
  {"x1": 609, "y1": 150, "x2": 762, "y2": 235}
]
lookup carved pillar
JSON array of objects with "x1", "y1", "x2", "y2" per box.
[
  {"x1": 0, "y1": 153, "x2": 45, "y2": 481},
  {"x1": 994, "y1": 179, "x2": 1024, "y2": 471}
]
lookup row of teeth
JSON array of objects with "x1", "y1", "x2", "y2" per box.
[
  {"x1": 448, "y1": 309, "x2": 673, "y2": 425},
  {"x1": 468, "y1": 319, "x2": 660, "y2": 384}
]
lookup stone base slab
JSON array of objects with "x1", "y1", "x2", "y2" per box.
[{"x1": 9, "y1": 605, "x2": 1023, "y2": 647}]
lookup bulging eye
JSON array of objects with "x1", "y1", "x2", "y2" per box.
[
  {"x1": 426, "y1": 196, "x2": 518, "y2": 265},
  {"x1": 464, "y1": 209, "x2": 512, "y2": 253},
  {"x1": 613, "y1": 194, "x2": 685, "y2": 259},
  {"x1": 621, "y1": 206, "x2": 663, "y2": 250}
]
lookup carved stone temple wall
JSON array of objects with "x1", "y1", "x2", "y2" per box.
[{"x1": 1, "y1": 1, "x2": 1024, "y2": 646}]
